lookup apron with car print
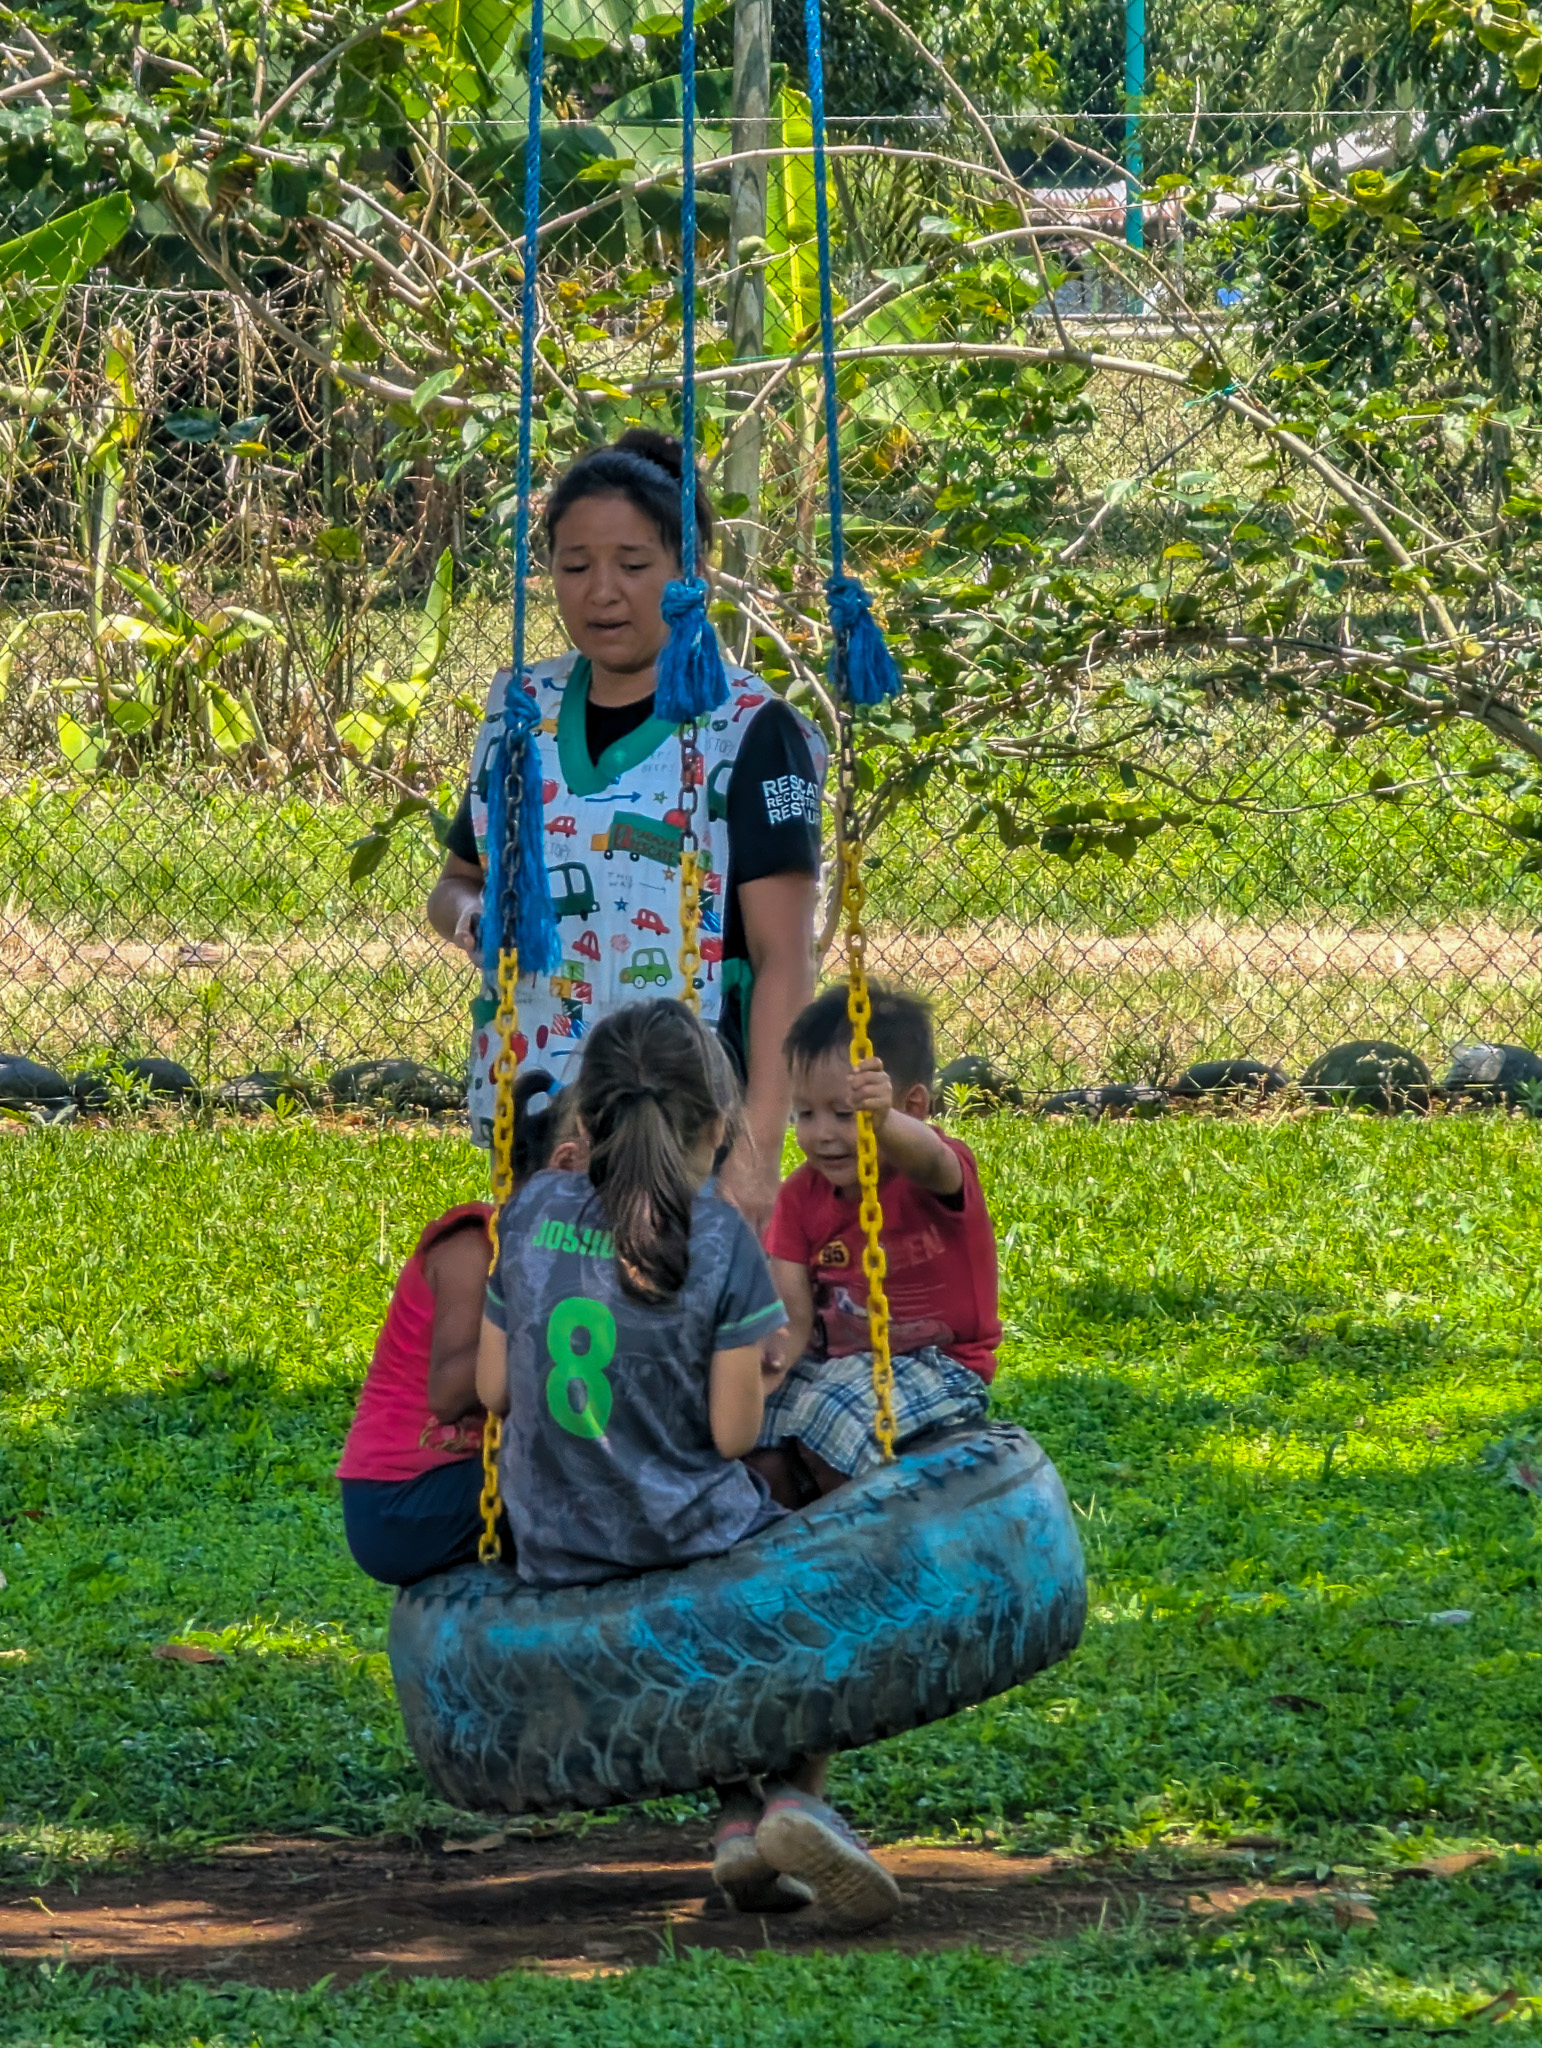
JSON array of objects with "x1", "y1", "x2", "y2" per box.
[{"x1": 464, "y1": 649, "x2": 784, "y2": 1145}]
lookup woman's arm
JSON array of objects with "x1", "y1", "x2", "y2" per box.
[
  {"x1": 769, "y1": 1256, "x2": 815, "y2": 1367},
  {"x1": 423, "y1": 1226, "x2": 494, "y2": 1423},
  {"x1": 709, "y1": 1341, "x2": 769, "y2": 1458},
  {"x1": 719, "y1": 870, "x2": 818, "y2": 1233},
  {"x1": 427, "y1": 850, "x2": 485, "y2": 954},
  {"x1": 475, "y1": 1316, "x2": 511, "y2": 1417}
]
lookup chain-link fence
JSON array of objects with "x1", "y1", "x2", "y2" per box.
[{"x1": 2, "y1": 63, "x2": 1538, "y2": 1109}]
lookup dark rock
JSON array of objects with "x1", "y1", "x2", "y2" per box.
[
  {"x1": 934, "y1": 1054, "x2": 1024, "y2": 1116},
  {"x1": 72, "y1": 1057, "x2": 199, "y2": 1110},
  {"x1": 328, "y1": 1058, "x2": 464, "y2": 1113},
  {"x1": 1172, "y1": 1058, "x2": 1290, "y2": 1099},
  {"x1": 0, "y1": 1054, "x2": 74, "y2": 1120},
  {"x1": 1039, "y1": 1084, "x2": 1168, "y2": 1120},
  {"x1": 1443, "y1": 1043, "x2": 1542, "y2": 1107},
  {"x1": 1300, "y1": 1040, "x2": 1432, "y2": 1113},
  {"x1": 218, "y1": 1070, "x2": 322, "y2": 1114}
]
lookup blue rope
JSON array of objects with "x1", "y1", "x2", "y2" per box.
[
  {"x1": 655, "y1": 0, "x2": 729, "y2": 724},
  {"x1": 482, "y1": 0, "x2": 558, "y2": 979},
  {"x1": 483, "y1": 689, "x2": 559, "y2": 977},
  {"x1": 511, "y1": 0, "x2": 545, "y2": 713},
  {"x1": 803, "y1": 0, "x2": 901, "y2": 705}
]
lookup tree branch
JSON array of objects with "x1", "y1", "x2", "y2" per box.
[{"x1": 253, "y1": 0, "x2": 429, "y2": 137}]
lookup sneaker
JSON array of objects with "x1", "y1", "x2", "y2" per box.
[
  {"x1": 712, "y1": 1794, "x2": 814, "y2": 1914},
  {"x1": 755, "y1": 1785, "x2": 901, "y2": 1931}
]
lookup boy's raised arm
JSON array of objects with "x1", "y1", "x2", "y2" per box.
[{"x1": 849, "y1": 1057, "x2": 963, "y2": 1197}]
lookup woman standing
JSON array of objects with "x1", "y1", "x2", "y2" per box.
[{"x1": 428, "y1": 430, "x2": 825, "y2": 1232}]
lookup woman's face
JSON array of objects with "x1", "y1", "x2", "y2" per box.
[{"x1": 549, "y1": 492, "x2": 676, "y2": 683}]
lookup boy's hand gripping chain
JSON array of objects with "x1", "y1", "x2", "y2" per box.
[
  {"x1": 839, "y1": 731, "x2": 897, "y2": 1463},
  {"x1": 479, "y1": 945, "x2": 520, "y2": 1563}
]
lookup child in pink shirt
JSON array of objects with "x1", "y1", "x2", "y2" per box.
[
  {"x1": 337, "y1": 1072, "x2": 576, "y2": 1584},
  {"x1": 750, "y1": 985, "x2": 998, "y2": 1505}
]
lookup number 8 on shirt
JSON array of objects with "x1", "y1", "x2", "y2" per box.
[{"x1": 545, "y1": 1298, "x2": 617, "y2": 1439}]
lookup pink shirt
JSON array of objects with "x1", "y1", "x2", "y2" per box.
[
  {"x1": 336, "y1": 1205, "x2": 493, "y2": 1483},
  {"x1": 765, "y1": 1136, "x2": 1001, "y2": 1383}
]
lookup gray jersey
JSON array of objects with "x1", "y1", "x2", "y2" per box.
[{"x1": 486, "y1": 1170, "x2": 787, "y2": 1586}]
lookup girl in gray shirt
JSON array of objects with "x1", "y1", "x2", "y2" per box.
[{"x1": 476, "y1": 999, "x2": 787, "y2": 1590}]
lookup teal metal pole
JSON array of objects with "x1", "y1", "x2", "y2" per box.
[{"x1": 1124, "y1": 0, "x2": 1145, "y2": 249}]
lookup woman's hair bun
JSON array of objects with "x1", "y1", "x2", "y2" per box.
[{"x1": 613, "y1": 427, "x2": 685, "y2": 482}]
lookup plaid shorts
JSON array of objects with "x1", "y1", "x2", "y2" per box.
[{"x1": 755, "y1": 1345, "x2": 990, "y2": 1478}]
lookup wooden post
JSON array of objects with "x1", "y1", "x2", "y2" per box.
[{"x1": 722, "y1": 0, "x2": 771, "y2": 633}]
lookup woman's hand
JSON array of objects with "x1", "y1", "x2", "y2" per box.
[
  {"x1": 451, "y1": 899, "x2": 483, "y2": 959},
  {"x1": 427, "y1": 852, "x2": 486, "y2": 957}
]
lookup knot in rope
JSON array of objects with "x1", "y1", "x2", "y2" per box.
[
  {"x1": 826, "y1": 574, "x2": 902, "y2": 705},
  {"x1": 656, "y1": 576, "x2": 729, "y2": 723}
]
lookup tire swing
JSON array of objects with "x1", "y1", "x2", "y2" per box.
[{"x1": 387, "y1": 0, "x2": 1087, "y2": 1816}]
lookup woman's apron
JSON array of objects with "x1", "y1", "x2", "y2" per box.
[{"x1": 464, "y1": 649, "x2": 818, "y2": 1145}]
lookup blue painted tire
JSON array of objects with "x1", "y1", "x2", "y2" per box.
[{"x1": 389, "y1": 1423, "x2": 1086, "y2": 1815}]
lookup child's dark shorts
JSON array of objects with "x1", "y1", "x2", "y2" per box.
[{"x1": 341, "y1": 1460, "x2": 511, "y2": 1586}]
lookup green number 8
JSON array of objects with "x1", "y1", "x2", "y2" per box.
[{"x1": 545, "y1": 1297, "x2": 617, "y2": 1440}]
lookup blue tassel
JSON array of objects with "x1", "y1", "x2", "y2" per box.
[
  {"x1": 656, "y1": 577, "x2": 729, "y2": 723},
  {"x1": 480, "y1": 684, "x2": 560, "y2": 978},
  {"x1": 827, "y1": 575, "x2": 902, "y2": 705},
  {"x1": 481, "y1": 729, "x2": 509, "y2": 977},
  {"x1": 510, "y1": 691, "x2": 559, "y2": 976}
]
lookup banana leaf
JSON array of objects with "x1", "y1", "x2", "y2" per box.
[{"x1": 0, "y1": 194, "x2": 133, "y2": 341}]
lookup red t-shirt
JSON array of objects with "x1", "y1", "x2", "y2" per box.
[
  {"x1": 336, "y1": 1204, "x2": 493, "y2": 1483},
  {"x1": 765, "y1": 1136, "x2": 1001, "y2": 1382}
]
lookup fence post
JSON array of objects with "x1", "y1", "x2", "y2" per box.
[
  {"x1": 1124, "y1": 0, "x2": 1145, "y2": 251},
  {"x1": 722, "y1": 0, "x2": 771, "y2": 644}
]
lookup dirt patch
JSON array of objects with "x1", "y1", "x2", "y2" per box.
[
  {"x1": 9, "y1": 912, "x2": 1542, "y2": 993},
  {"x1": 0, "y1": 1827, "x2": 1317, "y2": 1985}
]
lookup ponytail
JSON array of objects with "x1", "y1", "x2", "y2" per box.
[{"x1": 577, "y1": 1001, "x2": 741, "y2": 1302}]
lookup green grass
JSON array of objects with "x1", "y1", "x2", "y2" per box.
[{"x1": 2, "y1": 1115, "x2": 1541, "y2": 2041}]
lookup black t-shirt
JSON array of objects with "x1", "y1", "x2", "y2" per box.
[{"x1": 445, "y1": 688, "x2": 823, "y2": 1073}]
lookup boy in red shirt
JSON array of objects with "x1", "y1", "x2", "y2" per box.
[{"x1": 750, "y1": 985, "x2": 999, "y2": 1503}]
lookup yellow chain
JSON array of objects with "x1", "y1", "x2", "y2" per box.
[
  {"x1": 841, "y1": 828, "x2": 897, "y2": 1462},
  {"x1": 677, "y1": 724, "x2": 702, "y2": 1013},
  {"x1": 478, "y1": 944, "x2": 520, "y2": 1564},
  {"x1": 678, "y1": 847, "x2": 702, "y2": 1012}
]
